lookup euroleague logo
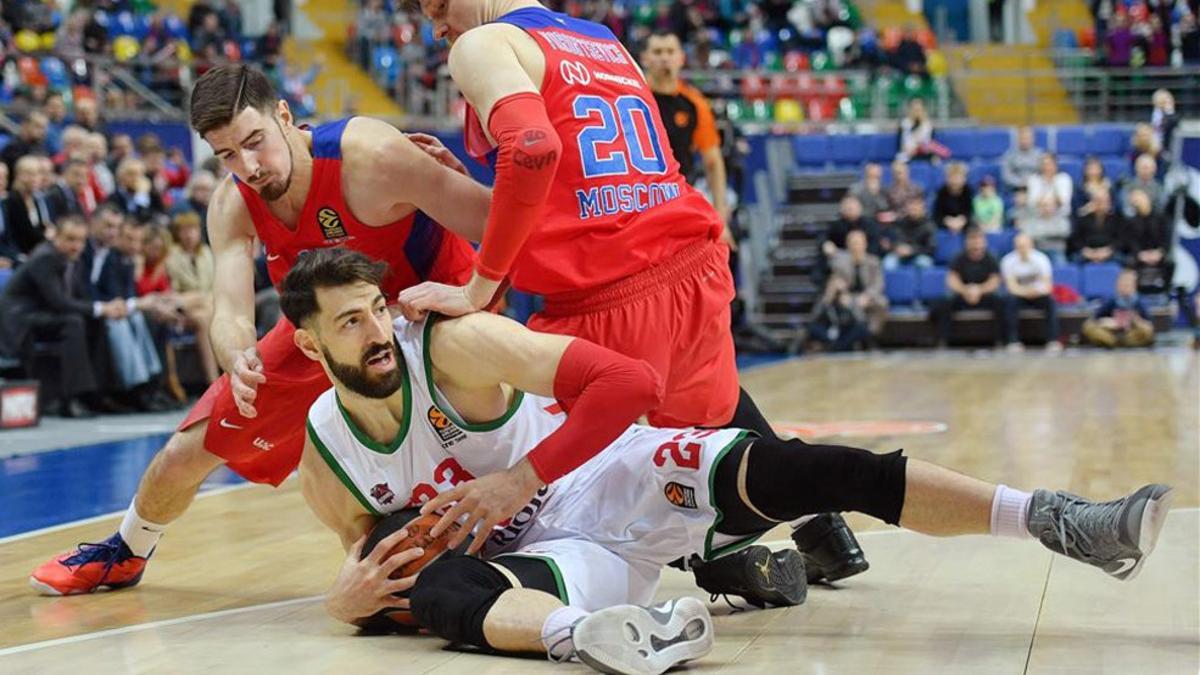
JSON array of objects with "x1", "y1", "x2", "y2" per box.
[
  {"x1": 317, "y1": 206, "x2": 347, "y2": 240},
  {"x1": 664, "y1": 481, "x2": 697, "y2": 509},
  {"x1": 560, "y1": 60, "x2": 592, "y2": 86},
  {"x1": 427, "y1": 405, "x2": 466, "y2": 447}
]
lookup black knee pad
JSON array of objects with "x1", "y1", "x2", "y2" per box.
[
  {"x1": 410, "y1": 555, "x2": 513, "y2": 649},
  {"x1": 739, "y1": 438, "x2": 909, "y2": 526}
]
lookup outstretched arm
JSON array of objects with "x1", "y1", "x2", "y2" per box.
[
  {"x1": 397, "y1": 25, "x2": 561, "y2": 319},
  {"x1": 420, "y1": 311, "x2": 663, "y2": 552}
]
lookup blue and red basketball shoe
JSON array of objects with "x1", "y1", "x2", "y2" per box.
[{"x1": 29, "y1": 534, "x2": 148, "y2": 596}]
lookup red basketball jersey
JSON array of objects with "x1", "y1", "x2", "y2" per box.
[
  {"x1": 236, "y1": 118, "x2": 476, "y2": 299},
  {"x1": 463, "y1": 8, "x2": 722, "y2": 296}
]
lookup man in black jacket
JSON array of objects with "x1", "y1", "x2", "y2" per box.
[
  {"x1": 3, "y1": 155, "x2": 54, "y2": 257},
  {"x1": 0, "y1": 217, "x2": 126, "y2": 416},
  {"x1": 1122, "y1": 188, "x2": 1173, "y2": 294},
  {"x1": 1068, "y1": 189, "x2": 1122, "y2": 264}
]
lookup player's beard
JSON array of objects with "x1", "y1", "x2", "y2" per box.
[
  {"x1": 323, "y1": 339, "x2": 405, "y2": 399},
  {"x1": 257, "y1": 117, "x2": 295, "y2": 201}
]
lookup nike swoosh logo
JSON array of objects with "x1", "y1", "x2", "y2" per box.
[
  {"x1": 219, "y1": 418, "x2": 244, "y2": 430},
  {"x1": 1111, "y1": 557, "x2": 1138, "y2": 576},
  {"x1": 266, "y1": 254, "x2": 281, "y2": 261}
]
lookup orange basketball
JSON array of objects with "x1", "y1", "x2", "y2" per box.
[{"x1": 358, "y1": 509, "x2": 473, "y2": 632}]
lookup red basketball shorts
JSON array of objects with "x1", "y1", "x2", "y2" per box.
[
  {"x1": 528, "y1": 240, "x2": 739, "y2": 429},
  {"x1": 178, "y1": 317, "x2": 329, "y2": 486}
]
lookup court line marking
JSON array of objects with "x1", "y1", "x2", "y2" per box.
[
  {"x1": 0, "y1": 482, "x2": 259, "y2": 546},
  {"x1": 2, "y1": 507, "x2": 1193, "y2": 656},
  {"x1": 0, "y1": 595, "x2": 323, "y2": 657}
]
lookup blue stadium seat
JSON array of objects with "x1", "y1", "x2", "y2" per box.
[
  {"x1": 967, "y1": 162, "x2": 1001, "y2": 187},
  {"x1": 1052, "y1": 29, "x2": 1078, "y2": 49},
  {"x1": 919, "y1": 266, "x2": 948, "y2": 301},
  {"x1": 1058, "y1": 158, "x2": 1084, "y2": 185},
  {"x1": 1081, "y1": 262, "x2": 1122, "y2": 300},
  {"x1": 972, "y1": 128, "x2": 1012, "y2": 159},
  {"x1": 793, "y1": 136, "x2": 831, "y2": 167},
  {"x1": 1102, "y1": 157, "x2": 1130, "y2": 182},
  {"x1": 885, "y1": 268, "x2": 919, "y2": 305},
  {"x1": 933, "y1": 230, "x2": 962, "y2": 265},
  {"x1": 987, "y1": 230, "x2": 1016, "y2": 258},
  {"x1": 1035, "y1": 127, "x2": 1051, "y2": 150},
  {"x1": 933, "y1": 129, "x2": 986, "y2": 159},
  {"x1": 864, "y1": 133, "x2": 899, "y2": 163},
  {"x1": 908, "y1": 162, "x2": 938, "y2": 192},
  {"x1": 0, "y1": 267, "x2": 11, "y2": 293},
  {"x1": 1089, "y1": 125, "x2": 1130, "y2": 156},
  {"x1": 1056, "y1": 127, "x2": 1090, "y2": 156},
  {"x1": 1052, "y1": 264, "x2": 1082, "y2": 295},
  {"x1": 829, "y1": 135, "x2": 868, "y2": 165}
]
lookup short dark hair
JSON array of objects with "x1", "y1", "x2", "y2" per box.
[
  {"x1": 280, "y1": 248, "x2": 388, "y2": 328},
  {"x1": 188, "y1": 64, "x2": 278, "y2": 137},
  {"x1": 964, "y1": 225, "x2": 985, "y2": 240}
]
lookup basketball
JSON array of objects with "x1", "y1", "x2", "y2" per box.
[{"x1": 357, "y1": 508, "x2": 474, "y2": 632}]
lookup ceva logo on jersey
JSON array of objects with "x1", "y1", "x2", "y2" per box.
[{"x1": 560, "y1": 60, "x2": 592, "y2": 86}]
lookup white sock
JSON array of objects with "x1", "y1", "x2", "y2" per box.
[
  {"x1": 541, "y1": 605, "x2": 589, "y2": 661},
  {"x1": 118, "y1": 500, "x2": 168, "y2": 557},
  {"x1": 990, "y1": 485, "x2": 1033, "y2": 540}
]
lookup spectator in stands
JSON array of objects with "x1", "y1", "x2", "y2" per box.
[
  {"x1": 174, "y1": 170, "x2": 216, "y2": 242},
  {"x1": 1027, "y1": 153, "x2": 1072, "y2": 219},
  {"x1": 137, "y1": 226, "x2": 173, "y2": 298},
  {"x1": 85, "y1": 132, "x2": 115, "y2": 197},
  {"x1": 896, "y1": 99, "x2": 948, "y2": 162},
  {"x1": 1001, "y1": 233, "x2": 1061, "y2": 352},
  {"x1": 936, "y1": 226, "x2": 1005, "y2": 347},
  {"x1": 641, "y1": 31, "x2": 732, "y2": 244},
  {"x1": 1121, "y1": 154, "x2": 1163, "y2": 216},
  {"x1": 1181, "y1": 14, "x2": 1200, "y2": 65},
  {"x1": 139, "y1": 137, "x2": 191, "y2": 200},
  {"x1": 3, "y1": 155, "x2": 53, "y2": 257},
  {"x1": 1002, "y1": 126, "x2": 1044, "y2": 192},
  {"x1": 85, "y1": 210, "x2": 173, "y2": 412},
  {"x1": 1017, "y1": 192, "x2": 1070, "y2": 261},
  {"x1": 810, "y1": 230, "x2": 886, "y2": 351},
  {"x1": 848, "y1": 162, "x2": 892, "y2": 222},
  {"x1": 43, "y1": 93, "x2": 68, "y2": 155},
  {"x1": 35, "y1": 158, "x2": 62, "y2": 223},
  {"x1": 82, "y1": 10, "x2": 109, "y2": 55},
  {"x1": 882, "y1": 195, "x2": 935, "y2": 270},
  {"x1": 822, "y1": 195, "x2": 882, "y2": 258},
  {"x1": 73, "y1": 97, "x2": 105, "y2": 136},
  {"x1": 54, "y1": 126, "x2": 88, "y2": 168},
  {"x1": 1082, "y1": 268, "x2": 1155, "y2": 348},
  {"x1": 108, "y1": 157, "x2": 166, "y2": 224},
  {"x1": 1069, "y1": 188, "x2": 1122, "y2": 264},
  {"x1": 1074, "y1": 156, "x2": 1112, "y2": 215},
  {"x1": 108, "y1": 134, "x2": 135, "y2": 174},
  {"x1": 1106, "y1": 13, "x2": 1136, "y2": 66},
  {"x1": 0, "y1": 217, "x2": 124, "y2": 417},
  {"x1": 1130, "y1": 124, "x2": 1161, "y2": 166},
  {"x1": 45, "y1": 158, "x2": 91, "y2": 220},
  {"x1": 1150, "y1": 89, "x2": 1179, "y2": 153},
  {"x1": 357, "y1": 0, "x2": 391, "y2": 69},
  {"x1": 1122, "y1": 188, "x2": 1174, "y2": 294},
  {"x1": 165, "y1": 211, "x2": 219, "y2": 383},
  {"x1": 1, "y1": 111, "x2": 49, "y2": 175},
  {"x1": 892, "y1": 25, "x2": 929, "y2": 78},
  {"x1": 259, "y1": 21, "x2": 285, "y2": 72},
  {"x1": 886, "y1": 159, "x2": 926, "y2": 212},
  {"x1": 934, "y1": 161, "x2": 974, "y2": 233},
  {"x1": 973, "y1": 175, "x2": 1005, "y2": 232},
  {"x1": 192, "y1": 11, "x2": 227, "y2": 55}
]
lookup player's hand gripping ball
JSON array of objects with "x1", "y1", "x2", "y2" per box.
[{"x1": 357, "y1": 508, "x2": 474, "y2": 632}]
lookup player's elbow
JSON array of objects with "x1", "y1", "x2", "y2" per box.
[
  {"x1": 626, "y1": 359, "x2": 665, "y2": 413},
  {"x1": 509, "y1": 127, "x2": 562, "y2": 181}
]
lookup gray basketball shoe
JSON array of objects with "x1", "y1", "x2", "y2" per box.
[
  {"x1": 1027, "y1": 483, "x2": 1174, "y2": 580},
  {"x1": 570, "y1": 596, "x2": 714, "y2": 675}
]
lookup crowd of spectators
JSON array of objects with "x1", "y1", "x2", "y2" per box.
[
  {"x1": 1088, "y1": 0, "x2": 1200, "y2": 67},
  {"x1": 0, "y1": 90, "x2": 235, "y2": 417},
  {"x1": 813, "y1": 91, "x2": 1186, "y2": 351}
]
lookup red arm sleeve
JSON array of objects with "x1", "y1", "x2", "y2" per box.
[
  {"x1": 526, "y1": 339, "x2": 664, "y2": 484},
  {"x1": 476, "y1": 92, "x2": 563, "y2": 281}
]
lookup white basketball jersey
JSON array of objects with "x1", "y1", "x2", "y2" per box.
[{"x1": 306, "y1": 316, "x2": 579, "y2": 552}]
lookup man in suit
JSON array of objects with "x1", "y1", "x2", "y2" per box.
[
  {"x1": 83, "y1": 206, "x2": 173, "y2": 411},
  {"x1": 1, "y1": 111, "x2": 49, "y2": 175},
  {"x1": 3, "y1": 155, "x2": 54, "y2": 257},
  {"x1": 811, "y1": 229, "x2": 888, "y2": 351},
  {"x1": 0, "y1": 217, "x2": 126, "y2": 417},
  {"x1": 45, "y1": 158, "x2": 92, "y2": 220},
  {"x1": 107, "y1": 157, "x2": 166, "y2": 224}
]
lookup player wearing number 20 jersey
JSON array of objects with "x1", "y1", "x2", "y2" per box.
[{"x1": 460, "y1": 7, "x2": 739, "y2": 429}]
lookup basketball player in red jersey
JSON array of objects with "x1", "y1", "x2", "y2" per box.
[
  {"x1": 29, "y1": 64, "x2": 486, "y2": 596},
  {"x1": 396, "y1": 1, "x2": 868, "y2": 605}
]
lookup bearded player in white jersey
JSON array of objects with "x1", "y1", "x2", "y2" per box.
[{"x1": 287, "y1": 249, "x2": 1171, "y2": 675}]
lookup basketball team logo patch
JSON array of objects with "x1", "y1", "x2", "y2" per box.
[
  {"x1": 664, "y1": 481, "x2": 697, "y2": 509},
  {"x1": 370, "y1": 482, "x2": 396, "y2": 506},
  {"x1": 317, "y1": 206, "x2": 347, "y2": 240},
  {"x1": 427, "y1": 406, "x2": 466, "y2": 447}
]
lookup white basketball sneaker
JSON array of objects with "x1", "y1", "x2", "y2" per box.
[{"x1": 570, "y1": 596, "x2": 714, "y2": 675}]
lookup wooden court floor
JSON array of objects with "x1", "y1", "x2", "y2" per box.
[{"x1": 1, "y1": 350, "x2": 1197, "y2": 674}]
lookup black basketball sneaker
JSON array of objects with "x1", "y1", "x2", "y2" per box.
[{"x1": 791, "y1": 513, "x2": 870, "y2": 583}]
